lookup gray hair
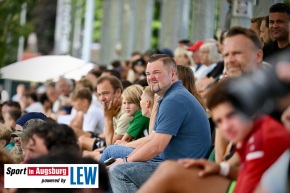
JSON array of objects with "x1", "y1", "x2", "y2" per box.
[{"x1": 199, "y1": 42, "x2": 222, "y2": 64}]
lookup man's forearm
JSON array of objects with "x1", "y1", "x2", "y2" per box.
[
  {"x1": 127, "y1": 139, "x2": 161, "y2": 162},
  {"x1": 126, "y1": 136, "x2": 149, "y2": 148},
  {"x1": 215, "y1": 129, "x2": 228, "y2": 163},
  {"x1": 104, "y1": 118, "x2": 114, "y2": 145},
  {"x1": 127, "y1": 132, "x2": 167, "y2": 162},
  {"x1": 129, "y1": 134, "x2": 154, "y2": 157}
]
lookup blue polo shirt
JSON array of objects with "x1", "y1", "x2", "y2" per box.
[{"x1": 152, "y1": 81, "x2": 211, "y2": 161}]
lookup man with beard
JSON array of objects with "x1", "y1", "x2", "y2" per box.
[
  {"x1": 108, "y1": 54, "x2": 211, "y2": 193},
  {"x1": 9, "y1": 112, "x2": 47, "y2": 163},
  {"x1": 222, "y1": 26, "x2": 264, "y2": 78}
]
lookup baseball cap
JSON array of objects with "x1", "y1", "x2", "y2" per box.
[
  {"x1": 15, "y1": 112, "x2": 47, "y2": 127},
  {"x1": 11, "y1": 113, "x2": 47, "y2": 139},
  {"x1": 11, "y1": 119, "x2": 46, "y2": 139},
  {"x1": 187, "y1": 40, "x2": 204, "y2": 51}
]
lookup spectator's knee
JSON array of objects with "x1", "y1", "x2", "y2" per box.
[
  {"x1": 78, "y1": 135, "x2": 87, "y2": 148},
  {"x1": 108, "y1": 163, "x2": 122, "y2": 180},
  {"x1": 158, "y1": 160, "x2": 179, "y2": 170},
  {"x1": 154, "y1": 160, "x2": 181, "y2": 177}
]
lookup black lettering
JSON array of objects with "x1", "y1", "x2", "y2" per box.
[
  {"x1": 6, "y1": 168, "x2": 27, "y2": 176},
  {"x1": 6, "y1": 167, "x2": 11, "y2": 175},
  {"x1": 23, "y1": 168, "x2": 27, "y2": 174}
]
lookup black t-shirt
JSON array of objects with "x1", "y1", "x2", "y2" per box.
[{"x1": 263, "y1": 41, "x2": 290, "y2": 65}]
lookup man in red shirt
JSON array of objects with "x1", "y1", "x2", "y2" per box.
[{"x1": 137, "y1": 80, "x2": 290, "y2": 193}]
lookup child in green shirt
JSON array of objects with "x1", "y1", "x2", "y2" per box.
[{"x1": 121, "y1": 85, "x2": 150, "y2": 142}]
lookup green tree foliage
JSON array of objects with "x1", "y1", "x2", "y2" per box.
[
  {"x1": 93, "y1": 0, "x2": 103, "y2": 42},
  {"x1": 0, "y1": 0, "x2": 35, "y2": 67},
  {"x1": 152, "y1": 0, "x2": 161, "y2": 49}
]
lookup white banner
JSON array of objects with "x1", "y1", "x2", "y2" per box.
[{"x1": 4, "y1": 164, "x2": 99, "y2": 188}]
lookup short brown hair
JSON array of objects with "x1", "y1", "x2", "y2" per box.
[
  {"x1": 5, "y1": 108, "x2": 22, "y2": 122},
  {"x1": 225, "y1": 26, "x2": 262, "y2": 50},
  {"x1": 148, "y1": 54, "x2": 177, "y2": 72},
  {"x1": 71, "y1": 88, "x2": 92, "y2": 104},
  {"x1": 97, "y1": 75, "x2": 123, "y2": 93},
  {"x1": 77, "y1": 78, "x2": 93, "y2": 92},
  {"x1": 251, "y1": 16, "x2": 263, "y2": 27}
]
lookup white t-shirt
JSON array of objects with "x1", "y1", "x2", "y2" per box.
[
  {"x1": 83, "y1": 103, "x2": 104, "y2": 134},
  {"x1": 58, "y1": 95, "x2": 104, "y2": 134},
  {"x1": 25, "y1": 102, "x2": 43, "y2": 113},
  {"x1": 194, "y1": 64, "x2": 209, "y2": 79}
]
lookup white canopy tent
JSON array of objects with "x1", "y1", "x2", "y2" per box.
[
  {"x1": 62, "y1": 62, "x2": 95, "y2": 81},
  {"x1": 0, "y1": 55, "x2": 95, "y2": 82}
]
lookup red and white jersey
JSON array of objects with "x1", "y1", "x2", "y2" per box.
[{"x1": 234, "y1": 115, "x2": 290, "y2": 193}]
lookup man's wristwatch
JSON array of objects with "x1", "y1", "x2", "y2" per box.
[{"x1": 123, "y1": 156, "x2": 128, "y2": 163}]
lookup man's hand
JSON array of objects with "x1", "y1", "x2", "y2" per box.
[
  {"x1": 104, "y1": 98, "x2": 122, "y2": 118},
  {"x1": 177, "y1": 159, "x2": 220, "y2": 177},
  {"x1": 114, "y1": 140, "x2": 128, "y2": 146},
  {"x1": 196, "y1": 77, "x2": 215, "y2": 93}
]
